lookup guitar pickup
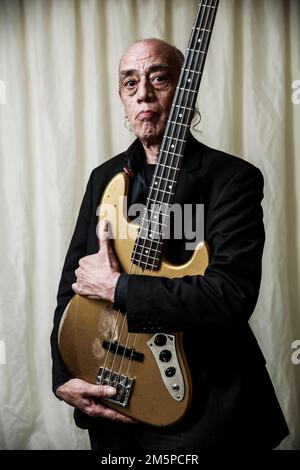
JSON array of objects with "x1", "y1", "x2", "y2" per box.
[{"x1": 102, "y1": 340, "x2": 144, "y2": 362}]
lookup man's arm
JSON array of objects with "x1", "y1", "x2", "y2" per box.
[
  {"x1": 73, "y1": 164, "x2": 264, "y2": 334},
  {"x1": 124, "y1": 165, "x2": 265, "y2": 332}
]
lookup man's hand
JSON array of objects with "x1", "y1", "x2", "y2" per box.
[
  {"x1": 72, "y1": 220, "x2": 120, "y2": 303},
  {"x1": 56, "y1": 378, "x2": 136, "y2": 423}
]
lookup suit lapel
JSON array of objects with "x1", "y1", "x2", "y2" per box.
[{"x1": 174, "y1": 134, "x2": 204, "y2": 204}]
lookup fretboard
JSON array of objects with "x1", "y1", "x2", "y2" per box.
[{"x1": 131, "y1": 0, "x2": 219, "y2": 270}]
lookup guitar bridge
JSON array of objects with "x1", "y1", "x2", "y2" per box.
[{"x1": 96, "y1": 367, "x2": 134, "y2": 408}]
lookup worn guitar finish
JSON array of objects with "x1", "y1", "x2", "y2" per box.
[{"x1": 59, "y1": 0, "x2": 219, "y2": 427}]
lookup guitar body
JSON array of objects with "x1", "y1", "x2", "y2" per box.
[{"x1": 59, "y1": 172, "x2": 209, "y2": 426}]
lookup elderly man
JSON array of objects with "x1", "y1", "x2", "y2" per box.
[{"x1": 51, "y1": 39, "x2": 288, "y2": 450}]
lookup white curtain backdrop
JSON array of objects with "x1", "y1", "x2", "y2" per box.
[{"x1": 0, "y1": 0, "x2": 299, "y2": 450}]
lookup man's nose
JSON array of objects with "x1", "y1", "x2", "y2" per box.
[{"x1": 137, "y1": 78, "x2": 155, "y2": 103}]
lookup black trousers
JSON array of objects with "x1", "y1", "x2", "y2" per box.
[
  {"x1": 87, "y1": 420, "x2": 279, "y2": 452},
  {"x1": 88, "y1": 421, "x2": 186, "y2": 452}
]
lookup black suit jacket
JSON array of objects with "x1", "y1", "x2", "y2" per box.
[{"x1": 51, "y1": 135, "x2": 288, "y2": 449}]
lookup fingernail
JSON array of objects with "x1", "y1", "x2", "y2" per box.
[{"x1": 105, "y1": 386, "x2": 116, "y2": 396}]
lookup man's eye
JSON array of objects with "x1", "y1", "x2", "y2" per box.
[
  {"x1": 152, "y1": 75, "x2": 167, "y2": 85},
  {"x1": 125, "y1": 80, "x2": 137, "y2": 88}
]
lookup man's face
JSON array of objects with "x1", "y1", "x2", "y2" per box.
[{"x1": 119, "y1": 41, "x2": 180, "y2": 145}]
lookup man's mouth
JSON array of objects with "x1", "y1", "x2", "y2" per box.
[{"x1": 137, "y1": 110, "x2": 158, "y2": 120}]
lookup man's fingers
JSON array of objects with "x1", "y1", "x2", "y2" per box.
[
  {"x1": 86, "y1": 402, "x2": 137, "y2": 423},
  {"x1": 72, "y1": 282, "x2": 87, "y2": 295},
  {"x1": 57, "y1": 379, "x2": 136, "y2": 423},
  {"x1": 83, "y1": 383, "x2": 116, "y2": 398},
  {"x1": 100, "y1": 408, "x2": 138, "y2": 423},
  {"x1": 82, "y1": 384, "x2": 137, "y2": 422},
  {"x1": 98, "y1": 219, "x2": 110, "y2": 242},
  {"x1": 98, "y1": 221, "x2": 116, "y2": 259},
  {"x1": 72, "y1": 282, "x2": 80, "y2": 294}
]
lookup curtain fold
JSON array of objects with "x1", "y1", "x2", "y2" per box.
[{"x1": 0, "y1": 0, "x2": 299, "y2": 449}]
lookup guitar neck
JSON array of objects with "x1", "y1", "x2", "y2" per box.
[
  {"x1": 131, "y1": 0, "x2": 219, "y2": 270},
  {"x1": 162, "y1": 0, "x2": 219, "y2": 154}
]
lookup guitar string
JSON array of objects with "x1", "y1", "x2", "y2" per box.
[
  {"x1": 116, "y1": 0, "x2": 218, "y2": 394},
  {"x1": 150, "y1": 0, "x2": 214, "y2": 250},
  {"x1": 116, "y1": 0, "x2": 217, "y2": 386},
  {"x1": 109, "y1": 0, "x2": 217, "y2": 392},
  {"x1": 129, "y1": 2, "x2": 206, "y2": 271},
  {"x1": 100, "y1": 261, "x2": 136, "y2": 388},
  {"x1": 99, "y1": 0, "x2": 217, "y2": 395},
  {"x1": 132, "y1": 0, "x2": 215, "y2": 269},
  {"x1": 117, "y1": 0, "x2": 217, "y2": 388}
]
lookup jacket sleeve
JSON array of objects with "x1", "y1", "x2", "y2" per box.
[
  {"x1": 50, "y1": 171, "x2": 94, "y2": 392},
  {"x1": 125, "y1": 165, "x2": 265, "y2": 332}
]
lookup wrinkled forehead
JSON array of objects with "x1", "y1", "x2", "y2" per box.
[{"x1": 119, "y1": 41, "x2": 178, "y2": 74}]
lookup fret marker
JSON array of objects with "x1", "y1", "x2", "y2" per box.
[
  {"x1": 198, "y1": 39, "x2": 201, "y2": 43},
  {"x1": 188, "y1": 78, "x2": 191, "y2": 82},
  {"x1": 168, "y1": 185, "x2": 172, "y2": 189},
  {"x1": 145, "y1": 250, "x2": 149, "y2": 254},
  {"x1": 149, "y1": 233, "x2": 152, "y2": 238},
  {"x1": 154, "y1": 181, "x2": 158, "y2": 185},
  {"x1": 154, "y1": 215, "x2": 157, "y2": 219},
  {"x1": 171, "y1": 144, "x2": 174, "y2": 148},
  {"x1": 179, "y1": 113, "x2": 182, "y2": 118}
]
